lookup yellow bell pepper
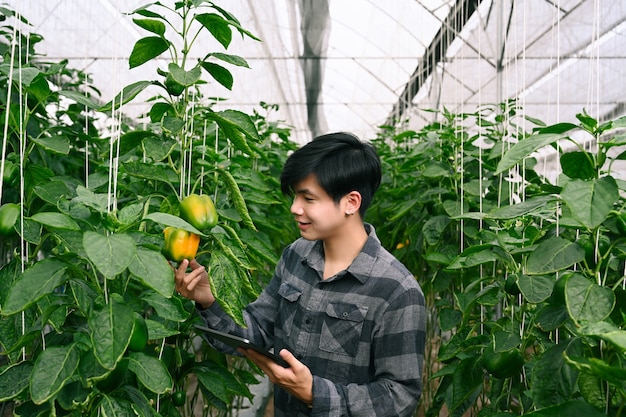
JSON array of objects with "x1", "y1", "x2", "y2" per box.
[
  {"x1": 179, "y1": 194, "x2": 218, "y2": 231},
  {"x1": 162, "y1": 227, "x2": 200, "y2": 262}
]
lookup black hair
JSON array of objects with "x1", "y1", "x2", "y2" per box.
[{"x1": 280, "y1": 132, "x2": 381, "y2": 216}]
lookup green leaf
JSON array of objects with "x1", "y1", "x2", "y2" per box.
[
  {"x1": 218, "y1": 168, "x2": 256, "y2": 231},
  {"x1": 566, "y1": 273, "x2": 615, "y2": 324},
  {"x1": 576, "y1": 112, "x2": 598, "y2": 132},
  {"x1": 578, "y1": 321, "x2": 626, "y2": 350},
  {"x1": 133, "y1": 18, "x2": 166, "y2": 36},
  {"x1": 73, "y1": 185, "x2": 110, "y2": 214},
  {"x1": 127, "y1": 352, "x2": 172, "y2": 394},
  {"x1": 493, "y1": 329, "x2": 521, "y2": 352},
  {"x1": 146, "y1": 319, "x2": 180, "y2": 339},
  {"x1": 200, "y1": 61, "x2": 233, "y2": 90},
  {"x1": 495, "y1": 133, "x2": 567, "y2": 175},
  {"x1": 30, "y1": 344, "x2": 80, "y2": 405},
  {"x1": 451, "y1": 356, "x2": 483, "y2": 411},
  {"x1": 530, "y1": 342, "x2": 580, "y2": 408},
  {"x1": 560, "y1": 151, "x2": 596, "y2": 180},
  {"x1": 564, "y1": 353, "x2": 626, "y2": 386},
  {"x1": 218, "y1": 109, "x2": 261, "y2": 143},
  {"x1": 59, "y1": 90, "x2": 100, "y2": 110},
  {"x1": 210, "y1": 248, "x2": 248, "y2": 326},
  {"x1": 486, "y1": 195, "x2": 555, "y2": 220},
  {"x1": 609, "y1": 114, "x2": 626, "y2": 129},
  {"x1": 161, "y1": 115, "x2": 186, "y2": 133},
  {"x1": 388, "y1": 198, "x2": 419, "y2": 222},
  {"x1": 518, "y1": 274, "x2": 554, "y2": 303},
  {"x1": 212, "y1": 232, "x2": 254, "y2": 270},
  {"x1": 195, "y1": 13, "x2": 232, "y2": 49},
  {"x1": 89, "y1": 299, "x2": 134, "y2": 370},
  {"x1": 130, "y1": 4, "x2": 162, "y2": 18},
  {"x1": 535, "y1": 304, "x2": 570, "y2": 331},
  {"x1": 168, "y1": 62, "x2": 202, "y2": 86},
  {"x1": 238, "y1": 228, "x2": 279, "y2": 266},
  {"x1": 54, "y1": 230, "x2": 88, "y2": 259},
  {"x1": 143, "y1": 212, "x2": 205, "y2": 236},
  {"x1": 196, "y1": 362, "x2": 253, "y2": 404},
  {"x1": 97, "y1": 395, "x2": 136, "y2": 415},
  {"x1": 446, "y1": 244, "x2": 515, "y2": 271},
  {"x1": 128, "y1": 247, "x2": 175, "y2": 297},
  {"x1": 210, "y1": 52, "x2": 250, "y2": 68},
  {"x1": 118, "y1": 129, "x2": 156, "y2": 154},
  {"x1": 438, "y1": 308, "x2": 462, "y2": 331},
  {"x1": 422, "y1": 215, "x2": 450, "y2": 245},
  {"x1": 560, "y1": 176, "x2": 619, "y2": 229},
  {"x1": 210, "y1": 3, "x2": 261, "y2": 41},
  {"x1": 99, "y1": 80, "x2": 153, "y2": 112},
  {"x1": 577, "y1": 372, "x2": 606, "y2": 410},
  {"x1": 129, "y1": 36, "x2": 169, "y2": 69},
  {"x1": 83, "y1": 231, "x2": 136, "y2": 278},
  {"x1": 121, "y1": 160, "x2": 179, "y2": 184},
  {"x1": 29, "y1": 212, "x2": 80, "y2": 231},
  {"x1": 30, "y1": 135, "x2": 70, "y2": 155},
  {"x1": 422, "y1": 162, "x2": 451, "y2": 178},
  {"x1": 26, "y1": 76, "x2": 51, "y2": 103},
  {"x1": 536, "y1": 122, "x2": 579, "y2": 134},
  {"x1": 523, "y1": 400, "x2": 608, "y2": 417},
  {"x1": 33, "y1": 180, "x2": 75, "y2": 206},
  {"x1": 2, "y1": 259, "x2": 67, "y2": 315},
  {"x1": 69, "y1": 278, "x2": 98, "y2": 316},
  {"x1": 526, "y1": 236, "x2": 585, "y2": 275},
  {"x1": 0, "y1": 361, "x2": 33, "y2": 401},
  {"x1": 149, "y1": 102, "x2": 172, "y2": 122},
  {"x1": 141, "y1": 292, "x2": 189, "y2": 322},
  {"x1": 0, "y1": 64, "x2": 41, "y2": 85},
  {"x1": 442, "y1": 199, "x2": 469, "y2": 217},
  {"x1": 116, "y1": 202, "x2": 144, "y2": 226}
]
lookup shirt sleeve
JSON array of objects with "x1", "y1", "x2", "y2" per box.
[
  {"x1": 197, "y1": 271, "x2": 283, "y2": 353},
  {"x1": 310, "y1": 286, "x2": 426, "y2": 417}
]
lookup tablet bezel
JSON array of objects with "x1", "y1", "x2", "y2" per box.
[{"x1": 194, "y1": 325, "x2": 290, "y2": 367}]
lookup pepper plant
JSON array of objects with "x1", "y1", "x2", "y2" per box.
[
  {"x1": 369, "y1": 103, "x2": 626, "y2": 416},
  {"x1": 0, "y1": 2, "x2": 297, "y2": 416}
]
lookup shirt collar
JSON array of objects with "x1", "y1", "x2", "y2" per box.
[{"x1": 303, "y1": 223, "x2": 381, "y2": 284}]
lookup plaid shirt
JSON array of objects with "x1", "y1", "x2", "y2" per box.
[{"x1": 199, "y1": 224, "x2": 426, "y2": 416}]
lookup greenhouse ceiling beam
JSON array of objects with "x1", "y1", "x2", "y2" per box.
[{"x1": 385, "y1": 0, "x2": 483, "y2": 127}]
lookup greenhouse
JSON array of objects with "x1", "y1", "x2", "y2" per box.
[{"x1": 1, "y1": 0, "x2": 626, "y2": 416}]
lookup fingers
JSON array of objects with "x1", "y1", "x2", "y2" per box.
[
  {"x1": 189, "y1": 258, "x2": 202, "y2": 269},
  {"x1": 278, "y1": 349, "x2": 299, "y2": 368},
  {"x1": 241, "y1": 349, "x2": 272, "y2": 368},
  {"x1": 174, "y1": 259, "x2": 206, "y2": 294},
  {"x1": 241, "y1": 348, "x2": 313, "y2": 404}
]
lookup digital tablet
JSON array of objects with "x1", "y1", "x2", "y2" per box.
[{"x1": 195, "y1": 325, "x2": 290, "y2": 367}]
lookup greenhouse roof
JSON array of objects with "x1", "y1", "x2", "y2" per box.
[{"x1": 8, "y1": 0, "x2": 626, "y2": 144}]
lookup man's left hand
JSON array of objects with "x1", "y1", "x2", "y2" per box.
[{"x1": 239, "y1": 348, "x2": 313, "y2": 406}]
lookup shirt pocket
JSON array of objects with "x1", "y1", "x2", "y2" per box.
[
  {"x1": 319, "y1": 303, "x2": 368, "y2": 357},
  {"x1": 277, "y1": 282, "x2": 302, "y2": 337}
]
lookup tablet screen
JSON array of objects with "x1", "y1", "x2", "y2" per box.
[{"x1": 195, "y1": 325, "x2": 290, "y2": 367}]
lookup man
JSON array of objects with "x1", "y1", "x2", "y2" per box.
[{"x1": 175, "y1": 132, "x2": 426, "y2": 416}]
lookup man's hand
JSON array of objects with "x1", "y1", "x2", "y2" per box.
[
  {"x1": 240, "y1": 348, "x2": 313, "y2": 406},
  {"x1": 173, "y1": 259, "x2": 215, "y2": 308}
]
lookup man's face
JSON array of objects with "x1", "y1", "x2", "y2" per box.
[{"x1": 290, "y1": 174, "x2": 347, "y2": 241}]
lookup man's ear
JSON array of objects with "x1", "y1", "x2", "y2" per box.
[{"x1": 345, "y1": 191, "x2": 362, "y2": 215}]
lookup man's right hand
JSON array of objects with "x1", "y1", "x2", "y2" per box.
[{"x1": 174, "y1": 259, "x2": 215, "y2": 308}]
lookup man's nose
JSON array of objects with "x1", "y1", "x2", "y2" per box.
[{"x1": 290, "y1": 201, "x2": 303, "y2": 215}]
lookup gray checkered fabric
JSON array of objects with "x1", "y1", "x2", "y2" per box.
[{"x1": 199, "y1": 224, "x2": 426, "y2": 416}]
